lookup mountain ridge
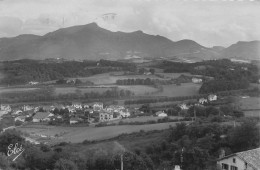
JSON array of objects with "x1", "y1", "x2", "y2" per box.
[{"x1": 0, "y1": 22, "x2": 258, "y2": 61}]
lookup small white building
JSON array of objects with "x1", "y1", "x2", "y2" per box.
[
  {"x1": 28, "y1": 81, "x2": 39, "y2": 85},
  {"x1": 11, "y1": 109, "x2": 23, "y2": 116},
  {"x1": 93, "y1": 103, "x2": 103, "y2": 111},
  {"x1": 0, "y1": 104, "x2": 11, "y2": 112},
  {"x1": 22, "y1": 105, "x2": 34, "y2": 111},
  {"x1": 156, "y1": 111, "x2": 168, "y2": 117},
  {"x1": 15, "y1": 116, "x2": 26, "y2": 122},
  {"x1": 119, "y1": 109, "x2": 131, "y2": 118},
  {"x1": 208, "y1": 94, "x2": 217, "y2": 101},
  {"x1": 217, "y1": 148, "x2": 260, "y2": 170},
  {"x1": 199, "y1": 98, "x2": 208, "y2": 105},
  {"x1": 70, "y1": 117, "x2": 80, "y2": 124},
  {"x1": 72, "y1": 102, "x2": 82, "y2": 109},
  {"x1": 179, "y1": 103, "x2": 189, "y2": 110},
  {"x1": 192, "y1": 77, "x2": 202, "y2": 84}
]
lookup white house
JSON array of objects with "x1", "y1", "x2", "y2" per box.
[
  {"x1": 199, "y1": 98, "x2": 208, "y2": 105},
  {"x1": 192, "y1": 77, "x2": 202, "y2": 84},
  {"x1": 15, "y1": 116, "x2": 26, "y2": 122},
  {"x1": 119, "y1": 109, "x2": 131, "y2": 118},
  {"x1": 156, "y1": 111, "x2": 168, "y2": 117},
  {"x1": 72, "y1": 102, "x2": 82, "y2": 109},
  {"x1": 22, "y1": 105, "x2": 34, "y2": 111},
  {"x1": 1, "y1": 104, "x2": 11, "y2": 112},
  {"x1": 28, "y1": 81, "x2": 39, "y2": 85},
  {"x1": 93, "y1": 103, "x2": 103, "y2": 111},
  {"x1": 11, "y1": 109, "x2": 23, "y2": 116},
  {"x1": 179, "y1": 103, "x2": 189, "y2": 110},
  {"x1": 208, "y1": 94, "x2": 217, "y2": 101},
  {"x1": 217, "y1": 148, "x2": 260, "y2": 170},
  {"x1": 70, "y1": 117, "x2": 80, "y2": 124}
]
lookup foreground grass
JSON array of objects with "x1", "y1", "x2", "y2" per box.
[{"x1": 17, "y1": 121, "x2": 186, "y2": 144}]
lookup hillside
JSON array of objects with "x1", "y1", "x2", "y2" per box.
[
  {"x1": 222, "y1": 41, "x2": 260, "y2": 61},
  {"x1": 0, "y1": 22, "x2": 219, "y2": 61}
]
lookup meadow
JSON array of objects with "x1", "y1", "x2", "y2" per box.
[
  {"x1": 0, "y1": 87, "x2": 38, "y2": 94},
  {"x1": 17, "y1": 121, "x2": 187, "y2": 144},
  {"x1": 151, "y1": 83, "x2": 201, "y2": 97},
  {"x1": 236, "y1": 97, "x2": 260, "y2": 117}
]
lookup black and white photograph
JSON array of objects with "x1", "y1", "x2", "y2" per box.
[{"x1": 0, "y1": 0, "x2": 260, "y2": 169}]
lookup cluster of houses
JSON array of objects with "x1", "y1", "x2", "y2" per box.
[
  {"x1": 0, "y1": 93, "x2": 218, "y2": 125},
  {"x1": 0, "y1": 102, "x2": 132, "y2": 125},
  {"x1": 178, "y1": 94, "x2": 218, "y2": 111}
]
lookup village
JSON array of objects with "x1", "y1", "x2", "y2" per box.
[{"x1": 0, "y1": 93, "x2": 218, "y2": 127}]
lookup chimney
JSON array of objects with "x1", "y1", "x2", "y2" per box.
[{"x1": 219, "y1": 149, "x2": 225, "y2": 158}]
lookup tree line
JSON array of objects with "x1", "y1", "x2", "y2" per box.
[{"x1": 0, "y1": 59, "x2": 136, "y2": 85}]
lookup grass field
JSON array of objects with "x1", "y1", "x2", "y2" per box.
[
  {"x1": 0, "y1": 87, "x2": 38, "y2": 94},
  {"x1": 66, "y1": 73, "x2": 165, "y2": 85},
  {"x1": 151, "y1": 83, "x2": 201, "y2": 97},
  {"x1": 108, "y1": 116, "x2": 181, "y2": 124},
  {"x1": 55, "y1": 87, "x2": 112, "y2": 95},
  {"x1": 118, "y1": 85, "x2": 158, "y2": 95},
  {"x1": 236, "y1": 97, "x2": 260, "y2": 117},
  {"x1": 156, "y1": 72, "x2": 192, "y2": 79},
  {"x1": 17, "y1": 121, "x2": 187, "y2": 143}
]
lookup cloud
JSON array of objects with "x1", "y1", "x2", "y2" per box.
[{"x1": 0, "y1": 0, "x2": 259, "y2": 46}]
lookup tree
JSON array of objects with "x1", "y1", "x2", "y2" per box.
[
  {"x1": 0, "y1": 129, "x2": 25, "y2": 154},
  {"x1": 54, "y1": 158, "x2": 78, "y2": 170},
  {"x1": 149, "y1": 68, "x2": 155, "y2": 75},
  {"x1": 228, "y1": 119, "x2": 260, "y2": 152}
]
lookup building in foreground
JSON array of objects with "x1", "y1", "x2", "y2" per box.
[{"x1": 217, "y1": 148, "x2": 260, "y2": 170}]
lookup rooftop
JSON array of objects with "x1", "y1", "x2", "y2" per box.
[{"x1": 33, "y1": 112, "x2": 51, "y2": 119}]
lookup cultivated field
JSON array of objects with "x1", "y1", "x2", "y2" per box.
[
  {"x1": 151, "y1": 83, "x2": 201, "y2": 97},
  {"x1": 17, "y1": 121, "x2": 187, "y2": 143}
]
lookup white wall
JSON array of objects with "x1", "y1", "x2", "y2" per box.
[{"x1": 217, "y1": 155, "x2": 254, "y2": 170}]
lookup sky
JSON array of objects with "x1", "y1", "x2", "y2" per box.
[{"x1": 0, "y1": 0, "x2": 259, "y2": 47}]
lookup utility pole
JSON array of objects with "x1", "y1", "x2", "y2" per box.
[
  {"x1": 121, "y1": 154, "x2": 123, "y2": 170},
  {"x1": 193, "y1": 105, "x2": 196, "y2": 122}
]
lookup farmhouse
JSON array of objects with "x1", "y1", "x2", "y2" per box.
[
  {"x1": 15, "y1": 116, "x2": 26, "y2": 122},
  {"x1": 70, "y1": 117, "x2": 81, "y2": 124},
  {"x1": 192, "y1": 77, "x2": 202, "y2": 84},
  {"x1": 11, "y1": 109, "x2": 23, "y2": 116},
  {"x1": 199, "y1": 98, "x2": 208, "y2": 105},
  {"x1": 32, "y1": 112, "x2": 53, "y2": 122},
  {"x1": 208, "y1": 94, "x2": 217, "y2": 101},
  {"x1": 93, "y1": 102, "x2": 103, "y2": 111},
  {"x1": 119, "y1": 109, "x2": 131, "y2": 118},
  {"x1": 28, "y1": 81, "x2": 39, "y2": 85},
  {"x1": 217, "y1": 148, "x2": 260, "y2": 170},
  {"x1": 156, "y1": 111, "x2": 168, "y2": 117},
  {"x1": 179, "y1": 103, "x2": 189, "y2": 110},
  {"x1": 0, "y1": 104, "x2": 11, "y2": 112},
  {"x1": 72, "y1": 102, "x2": 82, "y2": 109},
  {"x1": 22, "y1": 105, "x2": 34, "y2": 111}
]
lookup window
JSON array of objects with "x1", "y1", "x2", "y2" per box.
[
  {"x1": 231, "y1": 166, "x2": 238, "y2": 170},
  {"x1": 222, "y1": 163, "x2": 229, "y2": 170},
  {"x1": 233, "y1": 158, "x2": 236, "y2": 163}
]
